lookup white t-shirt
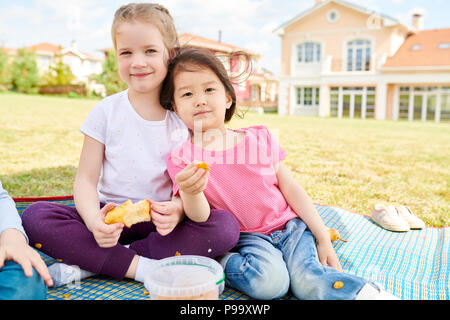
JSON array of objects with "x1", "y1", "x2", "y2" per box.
[{"x1": 80, "y1": 89, "x2": 188, "y2": 204}]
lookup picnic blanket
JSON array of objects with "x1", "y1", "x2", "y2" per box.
[{"x1": 14, "y1": 196, "x2": 449, "y2": 300}]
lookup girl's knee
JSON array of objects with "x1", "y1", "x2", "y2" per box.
[
  {"x1": 0, "y1": 263, "x2": 47, "y2": 300},
  {"x1": 208, "y1": 209, "x2": 240, "y2": 248},
  {"x1": 228, "y1": 255, "x2": 289, "y2": 300},
  {"x1": 21, "y1": 202, "x2": 47, "y2": 229},
  {"x1": 248, "y1": 262, "x2": 290, "y2": 299}
]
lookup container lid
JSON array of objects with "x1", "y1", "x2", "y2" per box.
[{"x1": 144, "y1": 255, "x2": 225, "y2": 298}]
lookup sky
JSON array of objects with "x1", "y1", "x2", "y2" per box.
[{"x1": 0, "y1": 0, "x2": 449, "y2": 76}]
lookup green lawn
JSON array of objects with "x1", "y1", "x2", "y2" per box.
[{"x1": 1, "y1": 92, "x2": 449, "y2": 227}]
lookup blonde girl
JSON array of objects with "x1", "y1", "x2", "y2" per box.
[{"x1": 22, "y1": 4, "x2": 239, "y2": 287}]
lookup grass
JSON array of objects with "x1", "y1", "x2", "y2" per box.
[{"x1": 1, "y1": 92, "x2": 449, "y2": 227}]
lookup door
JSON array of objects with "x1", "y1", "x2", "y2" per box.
[
  {"x1": 413, "y1": 95, "x2": 423, "y2": 120},
  {"x1": 354, "y1": 94, "x2": 362, "y2": 118},
  {"x1": 343, "y1": 94, "x2": 350, "y2": 117}
]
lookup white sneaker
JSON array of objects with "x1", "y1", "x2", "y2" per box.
[
  {"x1": 396, "y1": 206, "x2": 425, "y2": 230},
  {"x1": 371, "y1": 204, "x2": 410, "y2": 232},
  {"x1": 355, "y1": 283, "x2": 400, "y2": 300}
]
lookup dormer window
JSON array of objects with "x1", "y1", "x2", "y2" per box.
[
  {"x1": 438, "y1": 43, "x2": 450, "y2": 49},
  {"x1": 410, "y1": 44, "x2": 422, "y2": 50},
  {"x1": 297, "y1": 42, "x2": 321, "y2": 63}
]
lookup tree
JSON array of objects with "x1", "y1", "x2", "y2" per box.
[
  {"x1": 11, "y1": 49, "x2": 40, "y2": 94},
  {"x1": 94, "y1": 49, "x2": 127, "y2": 96},
  {"x1": 42, "y1": 54, "x2": 75, "y2": 86},
  {"x1": 0, "y1": 48, "x2": 12, "y2": 91}
]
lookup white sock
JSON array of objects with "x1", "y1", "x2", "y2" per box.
[
  {"x1": 48, "y1": 263, "x2": 95, "y2": 287},
  {"x1": 134, "y1": 256, "x2": 157, "y2": 283}
]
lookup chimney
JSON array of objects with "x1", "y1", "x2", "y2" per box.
[
  {"x1": 412, "y1": 13, "x2": 423, "y2": 31},
  {"x1": 218, "y1": 30, "x2": 222, "y2": 43},
  {"x1": 71, "y1": 40, "x2": 78, "y2": 50}
]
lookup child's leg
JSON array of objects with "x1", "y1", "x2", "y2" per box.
[
  {"x1": 21, "y1": 202, "x2": 136, "y2": 280},
  {"x1": 278, "y1": 218, "x2": 369, "y2": 300},
  {"x1": 129, "y1": 209, "x2": 240, "y2": 259},
  {"x1": 0, "y1": 261, "x2": 47, "y2": 300},
  {"x1": 222, "y1": 232, "x2": 290, "y2": 300}
]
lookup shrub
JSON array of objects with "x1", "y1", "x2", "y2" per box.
[
  {"x1": 0, "y1": 48, "x2": 12, "y2": 91},
  {"x1": 93, "y1": 49, "x2": 127, "y2": 96},
  {"x1": 11, "y1": 49, "x2": 40, "y2": 94},
  {"x1": 41, "y1": 54, "x2": 75, "y2": 86}
]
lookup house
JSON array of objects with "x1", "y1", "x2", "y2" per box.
[
  {"x1": 3, "y1": 41, "x2": 104, "y2": 93},
  {"x1": 26, "y1": 41, "x2": 104, "y2": 85},
  {"x1": 100, "y1": 33, "x2": 278, "y2": 110},
  {"x1": 178, "y1": 33, "x2": 278, "y2": 110},
  {"x1": 274, "y1": 0, "x2": 450, "y2": 122}
]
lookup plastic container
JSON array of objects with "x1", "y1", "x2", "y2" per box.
[{"x1": 144, "y1": 255, "x2": 225, "y2": 300}]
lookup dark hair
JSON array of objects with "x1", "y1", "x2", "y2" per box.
[{"x1": 160, "y1": 47, "x2": 249, "y2": 122}]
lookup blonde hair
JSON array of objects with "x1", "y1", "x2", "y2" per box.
[{"x1": 111, "y1": 3, "x2": 179, "y2": 53}]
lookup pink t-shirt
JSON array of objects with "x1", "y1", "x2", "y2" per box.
[{"x1": 166, "y1": 125, "x2": 298, "y2": 235}]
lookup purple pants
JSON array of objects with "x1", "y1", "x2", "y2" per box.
[{"x1": 21, "y1": 202, "x2": 239, "y2": 280}]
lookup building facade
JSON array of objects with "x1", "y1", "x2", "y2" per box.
[
  {"x1": 3, "y1": 41, "x2": 104, "y2": 94},
  {"x1": 179, "y1": 33, "x2": 278, "y2": 111},
  {"x1": 275, "y1": 0, "x2": 450, "y2": 122}
]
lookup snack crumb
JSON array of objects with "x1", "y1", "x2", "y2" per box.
[
  {"x1": 175, "y1": 251, "x2": 181, "y2": 256},
  {"x1": 34, "y1": 243, "x2": 42, "y2": 249}
]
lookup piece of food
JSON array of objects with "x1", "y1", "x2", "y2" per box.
[
  {"x1": 105, "y1": 199, "x2": 151, "y2": 228},
  {"x1": 196, "y1": 161, "x2": 210, "y2": 172},
  {"x1": 328, "y1": 228, "x2": 348, "y2": 242}
]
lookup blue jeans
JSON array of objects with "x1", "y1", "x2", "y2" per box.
[
  {"x1": 0, "y1": 261, "x2": 47, "y2": 300},
  {"x1": 224, "y1": 218, "x2": 369, "y2": 300}
]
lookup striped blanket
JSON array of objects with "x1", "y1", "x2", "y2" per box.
[{"x1": 15, "y1": 197, "x2": 449, "y2": 300}]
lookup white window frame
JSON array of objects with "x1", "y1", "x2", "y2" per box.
[
  {"x1": 296, "y1": 87, "x2": 320, "y2": 107},
  {"x1": 297, "y1": 42, "x2": 322, "y2": 64},
  {"x1": 343, "y1": 37, "x2": 374, "y2": 72}
]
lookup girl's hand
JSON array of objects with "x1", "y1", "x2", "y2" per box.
[
  {"x1": 86, "y1": 203, "x2": 124, "y2": 248},
  {"x1": 175, "y1": 162, "x2": 209, "y2": 195},
  {"x1": 0, "y1": 229, "x2": 53, "y2": 287},
  {"x1": 149, "y1": 198, "x2": 184, "y2": 236},
  {"x1": 316, "y1": 239, "x2": 343, "y2": 272}
]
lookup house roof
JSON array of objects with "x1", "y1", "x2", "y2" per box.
[
  {"x1": 26, "y1": 42, "x2": 62, "y2": 55},
  {"x1": 274, "y1": 0, "x2": 406, "y2": 34},
  {"x1": 179, "y1": 33, "x2": 259, "y2": 58},
  {"x1": 98, "y1": 33, "x2": 260, "y2": 58},
  {"x1": 0, "y1": 47, "x2": 17, "y2": 55},
  {"x1": 383, "y1": 28, "x2": 450, "y2": 69},
  {"x1": 22, "y1": 42, "x2": 102, "y2": 61}
]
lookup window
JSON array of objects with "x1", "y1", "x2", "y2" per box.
[
  {"x1": 438, "y1": 43, "x2": 450, "y2": 49},
  {"x1": 346, "y1": 40, "x2": 371, "y2": 71},
  {"x1": 330, "y1": 87, "x2": 339, "y2": 117},
  {"x1": 441, "y1": 87, "x2": 450, "y2": 121},
  {"x1": 399, "y1": 87, "x2": 410, "y2": 119},
  {"x1": 296, "y1": 87, "x2": 320, "y2": 106},
  {"x1": 410, "y1": 44, "x2": 422, "y2": 51},
  {"x1": 297, "y1": 42, "x2": 321, "y2": 63},
  {"x1": 327, "y1": 9, "x2": 339, "y2": 22},
  {"x1": 304, "y1": 88, "x2": 313, "y2": 105}
]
